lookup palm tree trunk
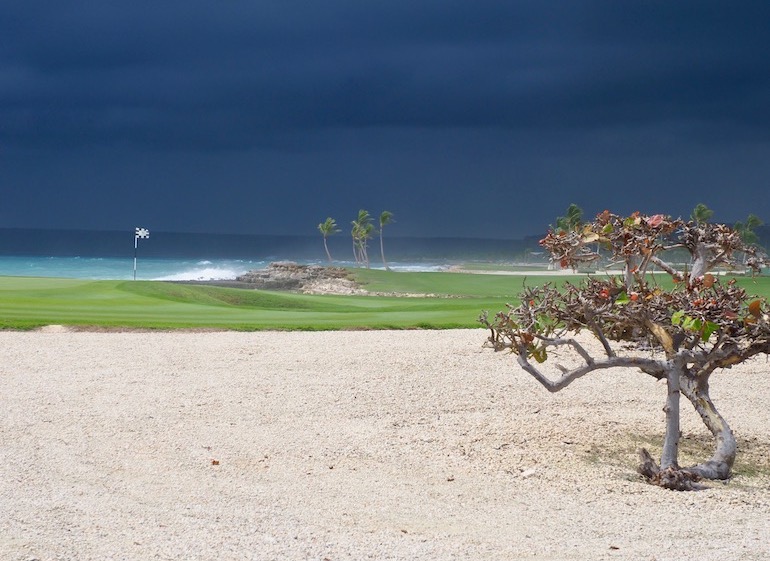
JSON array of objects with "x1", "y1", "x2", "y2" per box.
[
  {"x1": 380, "y1": 232, "x2": 389, "y2": 270},
  {"x1": 323, "y1": 237, "x2": 332, "y2": 263}
]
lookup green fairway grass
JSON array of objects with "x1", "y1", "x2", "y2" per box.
[
  {"x1": 0, "y1": 272, "x2": 528, "y2": 330},
  {"x1": 352, "y1": 269, "x2": 574, "y2": 297},
  {"x1": 1, "y1": 271, "x2": 768, "y2": 331}
]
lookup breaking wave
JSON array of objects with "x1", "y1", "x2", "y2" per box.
[{"x1": 153, "y1": 267, "x2": 248, "y2": 282}]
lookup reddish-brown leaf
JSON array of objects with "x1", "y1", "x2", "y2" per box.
[
  {"x1": 646, "y1": 214, "x2": 665, "y2": 227},
  {"x1": 748, "y1": 300, "x2": 762, "y2": 318}
]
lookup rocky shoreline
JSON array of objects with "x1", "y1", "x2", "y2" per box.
[
  {"x1": 235, "y1": 261, "x2": 366, "y2": 295},
  {"x1": 178, "y1": 261, "x2": 443, "y2": 297}
]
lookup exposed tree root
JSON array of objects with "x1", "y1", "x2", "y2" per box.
[{"x1": 637, "y1": 449, "x2": 706, "y2": 491}]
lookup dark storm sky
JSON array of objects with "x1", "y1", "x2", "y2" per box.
[{"x1": 2, "y1": 1, "x2": 770, "y2": 238}]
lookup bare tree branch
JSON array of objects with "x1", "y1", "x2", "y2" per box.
[
  {"x1": 649, "y1": 256, "x2": 682, "y2": 279},
  {"x1": 515, "y1": 341, "x2": 665, "y2": 392},
  {"x1": 586, "y1": 319, "x2": 615, "y2": 358}
]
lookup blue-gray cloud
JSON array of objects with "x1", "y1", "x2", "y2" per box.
[
  {"x1": 4, "y1": 1, "x2": 770, "y2": 150},
  {"x1": 2, "y1": 1, "x2": 770, "y2": 238}
]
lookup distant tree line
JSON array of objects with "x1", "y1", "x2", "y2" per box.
[
  {"x1": 317, "y1": 210, "x2": 395, "y2": 269},
  {"x1": 553, "y1": 202, "x2": 763, "y2": 262}
]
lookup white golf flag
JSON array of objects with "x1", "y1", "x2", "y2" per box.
[{"x1": 135, "y1": 227, "x2": 150, "y2": 239}]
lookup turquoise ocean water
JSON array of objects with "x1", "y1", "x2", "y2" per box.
[
  {"x1": 0, "y1": 228, "x2": 534, "y2": 280},
  {"x1": 0, "y1": 256, "x2": 269, "y2": 281},
  {"x1": 0, "y1": 255, "x2": 448, "y2": 281}
]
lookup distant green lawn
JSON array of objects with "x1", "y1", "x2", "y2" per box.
[
  {"x1": 353, "y1": 269, "x2": 562, "y2": 297},
  {"x1": 1, "y1": 270, "x2": 768, "y2": 331},
  {"x1": 0, "y1": 271, "x2": 532, "y2": 330}
]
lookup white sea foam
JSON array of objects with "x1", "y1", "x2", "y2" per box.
[
  {"x1": 153, "y1": 267, "x2": 245, "y2": 281},
  {"x1": 387, "y1": 264, "x2": 449, "y2": 272},
  {"x1": 0, "y1": 256, "x2": 456, "y2": 280}
]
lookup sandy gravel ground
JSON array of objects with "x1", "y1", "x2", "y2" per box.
[{"x1": 2, "y1": 329, "x2": 769, "y2": 561}]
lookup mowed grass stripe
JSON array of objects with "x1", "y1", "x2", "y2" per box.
[
  {"x1": 1, "y1": 271, "x2": 768, "y2": 330},
  {"x1": 0, "y1": 274, "x2": 520, "y2": 330}
]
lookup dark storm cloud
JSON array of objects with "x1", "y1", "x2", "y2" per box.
[
  {"x1": 3, "y1": 1, "x2": 770, "y2": 238},
  {"x1": 4, "y1": 1, "x2": 770, "y2": 150}
]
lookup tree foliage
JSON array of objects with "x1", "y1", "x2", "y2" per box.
[
  {"x1": 318, "y1": 217, "x2": 341, "y2": 263},
  {"x1": 319, "y1": 210, "x2": 397, "y2": 267},
  {"x1": 554, "y1": 203, "x2": 584, "y2": 233},
  {"x1": 481, "y1": 210, "x2": 769, "y2": 490},
  {"x1": 691, "y1": 203, "x2": 714, "y2": 224},
  {"x1": 734, "y1": 214, "x2": 763, "y2": 246},
  {"x1": 351, "y1": 209, "x2": 374, "y2": 268}
]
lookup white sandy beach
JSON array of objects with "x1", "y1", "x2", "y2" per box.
[{"x1": 2, "y1": 329, "x2": 769, "y2": 561}]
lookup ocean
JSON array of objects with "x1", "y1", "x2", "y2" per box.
[
  {"x1": 0, "y1": 255, "x2": 272, "y2": 281},
  {"x1": 0, "y1": 228, "x2": 538, "y2": 281}
]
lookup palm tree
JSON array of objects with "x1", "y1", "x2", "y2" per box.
[
  {"x1": 735, "y1": 214, "x2": 763, "y2": 265},
  {"x1": 351, "y1": 209, "x2": 373, "y2": 268},
  {"x1": 555, "y1": 203, "x2": 583, "y2": 233},
  {"x1": 691, "y1": 203, "x2": 714, "y2": 224},
  {"x1": 378, "y1": 210, "x2": 394, "y2": 270},
  {"x1": 317, "y1": 217, "x2": 340, "y2": 263},
  {"x1": 734, "y1": 214, "x2": 763, "y2": 246}
]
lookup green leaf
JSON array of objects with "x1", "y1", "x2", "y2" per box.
[
  {"x1": 682, "y1": 317, "x2": 702, "y2": 332},
  {"x1": 535, "y1": 314, "x2": 555, "y2": 333},
  {"x1": 531, "y1": 344, "x2": 548, "y2": 363},
  {"x1": 615, "y1": 291, "x2": 629, "y2": 305},
  {"x1": 701, "y1": 321, "x2": 719, "y2": 342},
  {"x1": 671, "y1": 310, "x2": 685, "y2": 326}
]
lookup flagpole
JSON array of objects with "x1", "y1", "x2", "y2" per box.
[
  {"x1": 133, "y1": 235, "x2": 138, "y2": 280},
  {"x1": 133, "y1": 227, "x2": 150, "y2": 280}
]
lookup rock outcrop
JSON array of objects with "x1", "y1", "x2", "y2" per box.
[{"x1": 236, "y1": 262, "x2": 365, "y2": 294}]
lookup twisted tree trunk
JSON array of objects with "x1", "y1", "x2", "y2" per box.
[
  {"x1": 638, "y1": 362, "x2": 706, "y2": 490},
  {"x1": 638, "y1": 366, "x2": 735, "y2": 489},
  {"x1": 623, "y1": 257, "x2": 636, "y2": 292},
  {"x1": 681, "y1": 372, "x2": 736, "y2": 479},
  {"x1": 660, "y1": 365, "x2": 682, "y2": 469},
  {"x1": 689, "y1": 242, "x2": 708, "y2": 279}
]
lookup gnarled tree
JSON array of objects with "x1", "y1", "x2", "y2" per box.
[{"x1": 481, "y1": 210, "x2": 768, "y2": 490}]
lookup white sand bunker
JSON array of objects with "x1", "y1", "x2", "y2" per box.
[
  {"x1": 1, "y1": 329, "x2": 769, "y2": 560},
  {"x1": 35, "y1": 324, "x2": 73, "y2": 333}
]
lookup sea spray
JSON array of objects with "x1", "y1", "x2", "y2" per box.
[{"x1": 0, "y1": 256, "x2": 453, "y2": 280}]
